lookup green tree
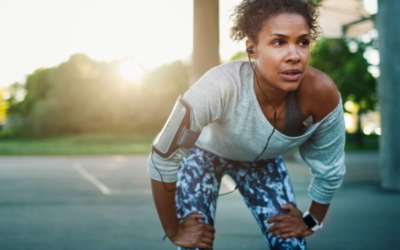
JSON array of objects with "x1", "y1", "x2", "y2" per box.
[
  {"x1": 7, "y1": 68, "x2": 54, "y2": 117},
  {"x1": 4, "y1": 54, "x2": 189, "y2": 138}
]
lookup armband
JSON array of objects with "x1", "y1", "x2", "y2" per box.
[{"x1": 152, "y1": 96, "x2": 201, "y2": 159}]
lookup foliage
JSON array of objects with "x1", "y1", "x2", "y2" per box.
[
  {"x1": 6, "y1": 82, "x2": 25, "y2": 116},
  {"x1": 0, "y1": 125, "x2": 23, "y2": 139},
  {"x1": 309, "y1": 37, "x2": 377, "y2": 113},
  {"x1": 309, "y1": 37, "x2": 377, "y2": 146},
  {"x1": 0, "y1": 87, "x2": 9, "y2": 124},
  {"x1": 5, "y1": 54, "x2": 189, "y2": 138},
  {"x1": 230, "y1": 51, "x2": 247, "y2": 61},
  {"x1": 345, "y1": 133, "x2": 379, "y2": 151}
]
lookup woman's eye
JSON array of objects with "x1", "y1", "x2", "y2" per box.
[
  {"x1": 299, "y1": 40, "x2": 310, "y2": 46},
  {"x1": 273, "y1": 40, "x2": 283, "y2": 46}
]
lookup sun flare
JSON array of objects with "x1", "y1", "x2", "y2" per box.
[{"x1": 120, "y1": 60, "x2": 145, "y2": 83}]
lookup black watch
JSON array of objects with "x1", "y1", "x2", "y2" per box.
[{"x1": 302, "y1": 211, "x2": 323, "y2": 232}]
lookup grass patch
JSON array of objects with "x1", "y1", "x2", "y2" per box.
[
  {"x1": 0, "y1": 133, "x2": 154, "y2": 156},
  {"x1": 0, "y1": 132, "x2": 379, "y2": 156}
]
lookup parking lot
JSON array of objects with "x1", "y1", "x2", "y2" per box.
[{"x1": 0, "y1": 153, "x2": 399, "y2": 250}]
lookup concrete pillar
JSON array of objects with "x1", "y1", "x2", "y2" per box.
[
  {"x1": 377, "y1": 0, "x2": 400, "y2": 190},
  {"x1": 191, "y1": 0, "x2": 220, "y2": 86}
]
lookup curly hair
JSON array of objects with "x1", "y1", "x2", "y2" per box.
[{"x1": 230, "y1": 0, "x2": 320, "y2": 43}]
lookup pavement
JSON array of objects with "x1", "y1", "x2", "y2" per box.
[{"x1": 0, "y1": 152, "x2": 399, "y2": 250}]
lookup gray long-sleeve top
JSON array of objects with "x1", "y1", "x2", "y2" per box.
[{"x1": 148, "y1": 61, "x2": 346, "y2": 205}]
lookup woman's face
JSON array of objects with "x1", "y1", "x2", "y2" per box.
[{"x1": 248, "y1": 13, "x2": 311, "y2": 92}]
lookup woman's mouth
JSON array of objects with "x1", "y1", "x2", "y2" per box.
[{"x1": 281, "y1": 69, "x2": 301, "y2": 81}]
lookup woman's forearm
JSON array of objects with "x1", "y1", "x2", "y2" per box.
[
  {"x1": 308, "y1": 200, "x2": 330, "y2": 224},
  {"x1": 151, "y1": 179, "x2": 179, "y2": 237}
]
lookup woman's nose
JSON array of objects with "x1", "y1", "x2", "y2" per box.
[{"x1": 286, "y1": 45, "x2": 300, "y2": 63}]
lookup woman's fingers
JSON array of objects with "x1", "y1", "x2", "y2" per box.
[
  {"x1": 189, "y1": 227, "x2": 213, "y2": 249},
  {"x1": 268, "y1": 218, "x2": 311, "y2": 238},
  {"x1": 281, "y1": 203, "x2": 294, "y2": 211},
  {"x1": 268, "y1": 220, "x2": 302, "y2": 236},
  {"x1": 176, "y1": 213, "x2": 216, "y2": 248},
  {"x1": 201, "y1": 236, "x2": 214, "y2": 245},
  {"x1": 190, "y1": 212, "x2": 205, "y2": 220},
  {"x1": 198, "y1": 242, "x2": 212, "y2": 249},
  {"x1": 267, "y1": 214, "x2": 289, "y2": 223},
  {"x1": 278, "y1": 232, "x2": 296, "y2": 239},
  {"x1": 203, "y1": 230, "x2": 215, "y2": 240},
  {"x1": 203, "y1": 223, "x2": 216, "y2": 233},
  {"x1": 268, "y1": 221, "x2": 292, "y2": 232},
  {"x1": 189, "y1": 214, "x2": 216, "y2": 235},
  {"x1": 270, "y1": 225, "x2": 295, "y2": 235}
]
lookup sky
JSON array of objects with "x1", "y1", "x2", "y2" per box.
[
  {"x1": 0, "y1": 0, "x2": 244, "y2": 88},
  {"x1": 0, "y1": 0, "x2": 377, "y2": 88}
]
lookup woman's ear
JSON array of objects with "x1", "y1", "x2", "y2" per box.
[{"x1": 246, "y1": 39, "x2": 256, "y2": 58}]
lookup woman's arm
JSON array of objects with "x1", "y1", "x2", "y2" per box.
[
  {"x1": 149, "y1": 63, "x2": 238, "y2": 247},
  {"x1": 151, "y1": 179, "x2": 216, "y2": 248},
  {"x1": 151, "y1": 180, "x2": 179, "y2": 238},
  {"x1": 268, "y1": 102, "x2": 345, "y2": 238},
  {"x1": 309, "y1": 200, "x2": 329, "y2": 225},
  {"x1": 267, "y1": 70, "x2": 343, "y2": 238},
  {"x1": 266, "y1": 200, "x2": 328, "y2": 238}
]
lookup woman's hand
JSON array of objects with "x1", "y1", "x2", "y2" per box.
[
  {"x1": 170, "y1": 212, "x2": 216, "y2": 249},
  {"x1": 266, "y1": 203, "x2": 314, "y2": 239}
]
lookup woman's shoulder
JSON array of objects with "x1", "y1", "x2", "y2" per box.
[
  {"x1": 200, "y1": 61, "x2": 247, "y2": 81},
  {"x1": 189, "y1": 61, "x2": 248, "y2": 96},
  {"x1": 298, "y1": 66, "x2": 340, "y2": 123},
  {"x1": 183, "y1": 61, "x2": 249, "y2": 126}
]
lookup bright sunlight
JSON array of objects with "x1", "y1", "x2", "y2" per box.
[{"x1": 120, "y1": 59, "x2": 145, "y2": 83}]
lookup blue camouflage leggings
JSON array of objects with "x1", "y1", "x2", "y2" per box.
[{"x1": 175, "y1": 147, "x2": 306, "y2": 250}]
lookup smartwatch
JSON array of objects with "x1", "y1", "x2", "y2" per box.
[{"x1": 302, "y1": 210, "x2": 323, "y2": 232}]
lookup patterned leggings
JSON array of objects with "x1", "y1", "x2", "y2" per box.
[{"x1": 175, "y1": 147, "x2": 306, "y2": 250}]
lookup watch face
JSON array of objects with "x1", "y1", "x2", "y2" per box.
[{"x1": 303, "y1": 214, "x2": 318, "y2": 229}]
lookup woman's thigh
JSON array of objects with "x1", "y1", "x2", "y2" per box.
[
  {"x1": 175, "y1": 147, "x2": 224, "y2": 227},
  {"x1": 227, "y1": 156, "x2": 306, "y2": 250}
]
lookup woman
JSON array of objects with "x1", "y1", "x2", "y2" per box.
[{"x1": 148, "y1": 0, "x2": 346, "y2": 249}]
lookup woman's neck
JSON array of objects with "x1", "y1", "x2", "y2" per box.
[{"x1": 253, "y1": 74, "x2": 287, "y2": 109}]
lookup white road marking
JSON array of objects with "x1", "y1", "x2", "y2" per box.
[
  {"x1": 73, "y1": 163, "x2": 111, "y2": 195},
  {"x1": 73, "y1": 163, "x2": 152, "y2": 195}
]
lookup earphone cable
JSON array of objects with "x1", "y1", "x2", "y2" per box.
[
  {"x1": 248, "y1": 54, "x2": 286, "y2": 161},
  {"x1": 251, "y1": 59, "x2": 277, "y2": 111}
]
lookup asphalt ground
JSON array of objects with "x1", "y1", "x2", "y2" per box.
[{"x1": 0, "y1": 152, "x2": 399, "y2": 250}]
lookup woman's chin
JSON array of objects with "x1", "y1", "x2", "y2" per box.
[{"x1": 279, "y1": 81, "x2": 301, "y2": 92}]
